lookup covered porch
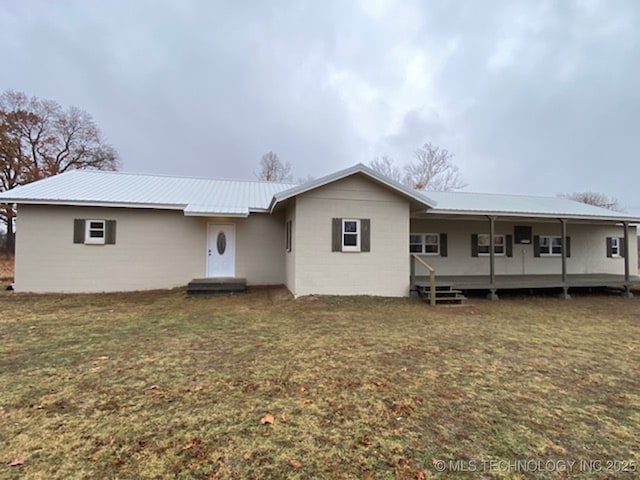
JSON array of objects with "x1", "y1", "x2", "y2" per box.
[{"x1": 409, "y1": 208, "x2": 639, "y2": 302}]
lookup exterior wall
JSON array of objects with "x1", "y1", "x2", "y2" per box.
[
  {"x1": 234, "y1": 212, "x2": 286, "y2": 285},
  {"x1": 15, "y1": 205, "x2": 285, "y2": 293},
  {"x1": 410, "y1": 218, "x2": 638, "y2": 276},
  {"x1": 292, "y1": 174, "x2": 410, "y2": 297}
]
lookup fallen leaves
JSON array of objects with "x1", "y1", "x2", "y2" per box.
[
  {"x1": 289, "y1": 459, "x2": 302, "y2": 469},
  {"x1": 9, "y1": 457, "x2": 25, "y2": 467},
  {"x1": 260, "y1": 414, "x2": 274, "y2": 425}
]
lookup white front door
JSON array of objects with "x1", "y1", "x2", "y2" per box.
[{"x1": 207, "y1": 223, "x2": 235, "y2": 277}]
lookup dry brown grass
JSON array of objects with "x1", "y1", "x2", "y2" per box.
[
  {"x1": 0, "y1": 255, "x2": 13, "y2": 282},
  {"x1": 0, "y1": 288, "x2": 639, "y2": 479}
]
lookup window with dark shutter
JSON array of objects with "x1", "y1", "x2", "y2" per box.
[
  {"x1": 74, "y1": 219, "x2": 116, "y2": 245},
  {"x1": 332, "y1": 217, "x2": 370, "y2": 252}
]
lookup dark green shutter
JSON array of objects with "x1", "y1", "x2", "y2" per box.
[
  {"x1": 105, "y1": 220, "x2": 117, "y2": 245},
  {"x1": 533, "y1": 235, "x2": 540, "y2": 257},
  {"x1": 332, "y1": 218, "x2": 342, "y2": 252},
  {"x1": 440, "y1": 233, "x2": 448, "y2": 257},
  {"x1": 506, "y1": 234, "x2": 513, "y2": 257},
  {"x1": 361, "y1": 218, "x2": 370, "y2": 252},
  {"x1": 565, "y1": 236, "x2": 571, "y2": 258},
  {"x1": 471, "y1": 234, "x2": 478, "y2": 257},
  {"x1": 620, "y1": 237, "x2": 625, "y2": 257},
  {"x1": 73, "y1": 219, "x2": 85, "y2": 244},
  {"x1": 606, "y1": 237, "x2": 613, "y2": 257}
]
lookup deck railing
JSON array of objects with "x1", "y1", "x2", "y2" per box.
[{"x1": 410, "y1": 254, "x2": 436, "y2": 306}]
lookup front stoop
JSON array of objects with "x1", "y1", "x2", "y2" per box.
[{"x1": 186, "y1": 278, "x2": 246, "y2": 296}]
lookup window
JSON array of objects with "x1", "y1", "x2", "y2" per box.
[
  {"x1": 85, "y1": 220, "x2": 106, "y2": 244},
  {"x1": 409, "y1": 234, "x2": 439, "y2": 255},
  {"x1": 533, "y1": 235, "x2": 570, "y2": 258},
  {"x1": 539, "y1": 236, "x2": 562, "y2": 256},
  {"x1": 607, "y1": 237, "x2": 623, "y2": 257},
  {"x1": 74, "y1": 219, "x2": 116, "y2": 245},
  {"x1": 478, "y1": 234, "x2": 505, "y2": 255},
  {"x1": 332, "y1": 218, "x2": 370, "y2": 252},
  {"x1": 285, "y1": 220, "x2": 292, "y2": 252},
  {"x1": 611, "y1": 237, "x2": 620, "y2": 256},
  {"x1": 342, "y1": 219, "x2": 360, "y2": 252}
]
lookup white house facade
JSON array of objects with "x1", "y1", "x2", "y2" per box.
[{"x1": 0, "y1": 164, "x2": 637, "y2": 298}]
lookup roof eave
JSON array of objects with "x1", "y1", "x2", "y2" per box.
[
  {"x1": 426, "y1": 209, "x2": 640, "y2": 223},
  {"x1": 9, "y1": 199, "x2": 187, "y2": 211}
]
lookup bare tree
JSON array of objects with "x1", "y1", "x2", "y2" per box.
[
  {"x1": 0, "y1": 89, "x2": 119, "y2": 252},
  {"x1": 256, "y1": 151, "x2": 293, "y2": 182},
  {"x1": 369, "y1": 155, "x2": 402, "y2": 183},
  {"x1": 404, "y1": 143, "x2": 467, "y2": 191},
  {"x1": 561, "y1": 192, "x2": 623, "y2": 212}
]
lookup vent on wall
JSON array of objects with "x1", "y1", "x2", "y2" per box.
[{"x1": 514, "y1": 226, "x2": 532, "y2": 244}]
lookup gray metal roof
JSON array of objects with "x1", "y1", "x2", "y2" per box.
[
  {"x1": 0, "y1": 170, "x2": 295, "y2": 217},
  {"x1": 0, "y1": 167, "x2": 635, "y2": 222},
  {"x1": 424, "y1": 191, "x2": 638, "y2": 222}
]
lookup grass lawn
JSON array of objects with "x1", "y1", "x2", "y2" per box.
[{"x1": 1, "y1": 288, "x2": 639, "y2": 479}]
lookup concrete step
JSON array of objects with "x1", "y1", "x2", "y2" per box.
[{"x1": 186, "y1": 278, "x2": 246, "y2": 296}]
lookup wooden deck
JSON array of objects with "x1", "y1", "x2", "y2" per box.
[{"x1": 414, "y1": 273, "x2": 640, "y2": 291}]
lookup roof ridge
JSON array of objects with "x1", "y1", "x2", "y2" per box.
[
  {"x1": 67, "y1": 169, "x2": 298, "y2": 185},
  {"x1": 424, "y1": 190, "x2": 575, "y2": 201}
]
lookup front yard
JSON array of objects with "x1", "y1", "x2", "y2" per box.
[{"x1": 1, "y1": 289, "x2": 638, "y2": 479}]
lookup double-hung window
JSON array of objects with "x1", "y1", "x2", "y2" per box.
[
  {"x1": 478, "y1": 234, "x2": 505, "y2": 255},
  {"x1": 342, "y1": 219, "x2": 360, "y2": 252},
  {"x1": 85, "y1": 220, "x2": 106, "y2": 245},
  {"x1": 539, "y1": 236, "x2": 562, "y2": 256},
  {"x1": 409, "y1": 234, "x2": 439, "y2": 255}
]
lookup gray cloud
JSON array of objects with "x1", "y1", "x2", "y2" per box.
[{"x1": 1, "y1": 0, "x2": 639, "y2": 212}]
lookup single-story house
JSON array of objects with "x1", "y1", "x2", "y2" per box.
[{"x1": 0, "y1": 163, "x2": 638, "y2": 299}]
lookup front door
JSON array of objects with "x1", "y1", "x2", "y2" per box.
[{"x1": 207, "y1": 223, "x2": 235, "y2": 277}]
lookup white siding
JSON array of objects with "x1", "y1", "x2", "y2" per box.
[
  {"x1": 15, "y1": 205, "x2": 285, "y2": 293},
  {"x1": 292, "y1": 174, "x2": 410, "y2": 297},
  {"x1": 410, "y1": 218, "x2": 638, "y2": 276}
]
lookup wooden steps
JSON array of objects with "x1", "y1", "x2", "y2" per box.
[
  {"x1": 416, "y1": 285, "x2": 467, "y2": 305},
  {"x1": 186, "y1": 278, "x2": 246, "y2": 296}
]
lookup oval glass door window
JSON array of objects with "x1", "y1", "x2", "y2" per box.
[{"x1": 216, "y1": 232, "x2": 227, "y2": 255}]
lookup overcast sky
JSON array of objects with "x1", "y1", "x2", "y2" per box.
[{"x1": 2, "y1": 0, "x2": 639, "y2": 213}]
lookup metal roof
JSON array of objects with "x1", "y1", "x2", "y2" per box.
[
  {"x1": 0, "y1": 167, "x2": 636, "y2": 223},
  {"x1": 270, "y1": 163, "x2": 437, "y2": 211},
  {"x1": 0, "y1": 170, "x2": 295, "y2": 217},
  {"x1": 423, "y1": 191, "x2": 639, "y2": 222}
]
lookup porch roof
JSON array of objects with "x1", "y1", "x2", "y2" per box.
[{"x1": 419, "y1": 191, "x2": 640, "y2": 223}]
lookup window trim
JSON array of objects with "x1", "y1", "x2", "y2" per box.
[
  {"x1": 539, "y1": 235, "x2": 562, "y2": 256},
  {"x1": 342, "y1": 218, "x2": 361, "y2": 252},
  {"x1": 285, "y1": 220, "x2": 292, "y2": 252},
  {"x1": 477, "y1": 234, "x2": 505, "y2": 256},
  {"x1": 409, "y1": 233, "x2": 440, "y2": 255},
  {"x1": 85, "y1": 219, "x2": 106, "y2": 245}
]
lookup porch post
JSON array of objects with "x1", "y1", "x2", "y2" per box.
[
  {"x1": 559, "y1": 218, "x2": 570, "y2": 300},
  {"x1": 622, "y1": 221, "x2": 633, "y2": 298},
  {"x1": 487, "y1": 216, "x2": 498, "y2": 300}
]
